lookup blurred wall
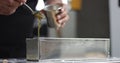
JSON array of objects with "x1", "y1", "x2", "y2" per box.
[
  {"x1": 48, "y1": 0, "x2": 77, "y2": 38},
  {"x1": 109, "y1": 0, "x2": 120, "y2": 57},
  {"x1": 48, "y1": 0, "x2": 110, "y2": 38},
  {"x1": 77, "y1": 0, "x2": 110, "y2": 38}
]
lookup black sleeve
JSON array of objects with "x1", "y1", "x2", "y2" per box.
[
  {"x1": 25, "y1": 0, "x2": 38, "y2": 11},
  {"x1": 44, "y1": 0, "x2": 46, "y2": 2}
]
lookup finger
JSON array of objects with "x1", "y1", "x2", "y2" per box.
[
  {"x1": 0, "y1": 0, "x2": 20, "y2": 15},
  {"x1": 57, "y1": 10, "x2": 66, "y2": 19},
  {"x1": 61, "y1": 22, "x2": 66, "y2": 28},
  {"x1": 7, "y1": 0, "x2": 21, "y2": 14},
  {"x1": 0, "y1": 5, "x2": 17, "y2": 15},
  {"x1": 0, "y1": 1, "x2": 10, "y2": 15},
  {"x1": 57, "y1": 10, "x2": 68, "y2": 24},
  {"x1": 14, "y1": 0, "x2": 27, "y2": 3},
  {"x1": 59, "y1": 14, "x2": 69, "y2": 27},
  {"x1": 13, "y1": 0, "x2": 24, "y2": 6}
]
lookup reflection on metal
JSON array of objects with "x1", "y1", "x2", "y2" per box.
[
  {"x1": 44, "y1": 4, "x2": 62, "y2": 29},
  {"x1": 26, "y1": 38, "x2": 40, "y2": 61},
  {"x1": 40, "y1": 38, "x2": 110, "y2": 59},
  {"x1": 26, "y1": 37, "x2": 110, "y2": 61},
  {"x1": 0, "y1": 58, "x2": 120, "y2": 63},
  {"x1": 39, "y1": 58, "x2": 120, "y2": 63}
]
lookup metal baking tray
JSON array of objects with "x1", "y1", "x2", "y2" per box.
[
  {"x1": 39, "y1": 58, "x2": 120, "y2": 63},
  {"x1": 26, "y1": 37, "x2": 110, "y2": 60},
  {"x1": 0, "y1": 58, "x2": 120, "y2": 63},
  {"x1": 39, "y1": 38, "x2": 110, "y2": 59}
]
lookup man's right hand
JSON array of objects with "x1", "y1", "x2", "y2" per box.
[{"x1": 0, "y1": 0, "x2": 26, "y2": 15}]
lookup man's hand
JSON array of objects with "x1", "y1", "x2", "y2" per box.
[
  {"x1": 0, "y1": 0, "x2": 26, "y2": 15},
  {"x1": 45, "y1": 0, "x2": 69, "y2": 28},
  {"x1": 56, "y1": 4, "x2": 69, "y2": 28}
]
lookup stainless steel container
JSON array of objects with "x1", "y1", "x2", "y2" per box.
[
  {"x1": 26, "y1": 37, "x2": 110, "y2": 61},
  {"x1": 0, "y1": 58, "x2": 120, "y2": 63},
  {"x1": 44, "y1": 4, "x2": 62, "y2": 29},
  {"x1": 26, "y1": 38, "x2": 40, "y2": 61},
  {"x1": 39, "y1": 58, "x2": 120, "y2": 63},
  {"x1": 40, "y1": 38, "x2": 110, "y2": 59}
]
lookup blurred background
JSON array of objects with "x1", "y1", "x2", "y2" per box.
[
  {"x1": 47, "y1": 0, "x2": 110, "y2": 38},
  {"x1": 31, "y1": 0, "x2": 120, "y2": 59}
]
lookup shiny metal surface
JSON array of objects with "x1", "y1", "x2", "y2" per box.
[
  {"x1": 39, "y1": 58, "x2": 120, "y2": 63},
  {"x1": 0, "y1": 58, "x2": 120, "y2": 63},
  {"x1": 39, "y1": 38, "x2": 110, "y2": 59},
  {"x1": 44, "y1": 4, "x2": 62, "y2": 29},
  {"x1": 26, "y1": 38, "x2": 40, "y2": 61},
  {"x1": 26, "y1": 37, "x2": 110, "y2": 61},
  {"x1": 0, "y1": 59, "x2": 26, "y2": 63}
]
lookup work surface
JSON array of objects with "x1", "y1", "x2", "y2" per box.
[{"x1": 0, "y1": 58, "x2": 120, "y2": 63}]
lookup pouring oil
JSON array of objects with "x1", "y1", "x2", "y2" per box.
[{"x1": 34, "y1": 11, "x2": 44, "y2": 38}]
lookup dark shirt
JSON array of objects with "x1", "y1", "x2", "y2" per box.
[{"x1": 0, "y1": 0, "x2": 38, "y2": 58}]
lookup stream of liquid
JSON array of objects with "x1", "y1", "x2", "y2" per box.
[{"x1": 24, "y1": 3, "x2": 62, "y2": 38}]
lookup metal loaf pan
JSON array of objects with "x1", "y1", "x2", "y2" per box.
[
  {"x1": 26, "y1": 37, "x2": 110, "y2": 60},
  {"x1": 39, "y1": 38, "x2": 110, "y2": 59}
]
